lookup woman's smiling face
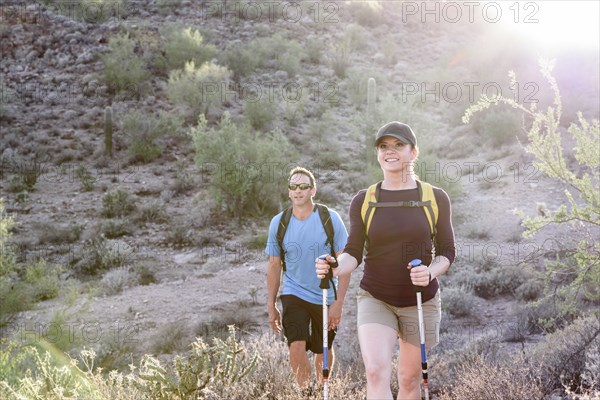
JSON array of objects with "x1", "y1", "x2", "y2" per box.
[{"x1": 376, "y1": 137, "x2": 417, "y2": 173}]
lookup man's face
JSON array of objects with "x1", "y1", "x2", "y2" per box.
[{"x1": 288, "y1": 173, "x2": 315, "y2": 206}]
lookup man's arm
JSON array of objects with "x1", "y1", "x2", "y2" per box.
[{"x1": 266, "y1": 255, "x2": 283, "y2": 333}]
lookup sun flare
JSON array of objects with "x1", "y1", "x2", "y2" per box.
[{"x1": 502, "y1": 1, "x2": 600, "y2": 51}]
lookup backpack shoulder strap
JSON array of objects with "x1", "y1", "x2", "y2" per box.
[
  {"x1": 417, "y1": 180, "x2": 438, "y2": 241},
  {"x1": 360, "y1": 180, "x2": 439, "y2": 251},
  {"x1": 276, "y1": 207, "x2": 293, "y2": 271},
  {"x1": 360, "y1": 181, "x2": 381, "y2": 236},
  {"x1": 315, "y1": 203, "x2": 338, "y2": 300},
  {"x1": 315, "y1": 204, "x2": 335, "y2": 254}
]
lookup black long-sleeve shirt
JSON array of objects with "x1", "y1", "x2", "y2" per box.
[{"x1": 345, "y1": 185, "x2": 456, "y2": 307}]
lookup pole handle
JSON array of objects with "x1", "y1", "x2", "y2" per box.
[
  {"x1": 318, "y1": 255, "x2": 336, "y2": 289},
  {"x1": 409, "y1": 258, "x2": 424, "y2": 293}
]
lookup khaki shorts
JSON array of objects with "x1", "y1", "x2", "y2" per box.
[{"x1": 357, "y1": 288, "x2": 441, "y2": 348}]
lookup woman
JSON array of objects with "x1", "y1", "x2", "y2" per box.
[{"x1": 316, "y1": 121, "x2": 456, "y2": 399}]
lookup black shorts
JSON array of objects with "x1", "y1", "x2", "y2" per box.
[{"x1": 281, "y1": 294, "x2": 336, "y2": 354}]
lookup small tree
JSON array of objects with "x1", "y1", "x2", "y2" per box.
[
  {"x1": 101, "y1": 33, "x2": 149, "y2": 98},
  {"x1": 167, "y1": 61, "x2": 231, "y2": 120},
  {"x1": 463, "y1": 59, "x2": 600, "y2": 323},
  {"x1": 162, "y1": 26, "x2": 217, "y2": 71},
  {"x1": 189, "y1": 113, "x2": 292, "y2": 220}
]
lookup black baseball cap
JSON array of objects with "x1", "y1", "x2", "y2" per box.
[{"x1": 375, "y1": 121, "x2": 417, "y2": 146}]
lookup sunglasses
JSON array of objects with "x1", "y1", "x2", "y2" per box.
[{"x1": 288, "y1": 183, "x2": 313, "y2": 190}]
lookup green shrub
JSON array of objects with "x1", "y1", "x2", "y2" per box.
[
  {"x1": 5, "y1": 160, "x2": 40, "y2": 193},
  {"x1": 165, "y1": 222, "x2": 194, "y2": 248},
  {"x1": 75, "y1": 166, "x2": 95, "y2": 191},
  {"x1": 513, "y1": 297, "x2": 577, "y2": 335},
  {"x1": 0, "y1": 206, "x2": 60, "y2": 324},
  {"x1": 121, "y1": 110, "x2": 182, "y2": 163},
  {"x1": 244, "y1": 96, "x2": 277, "y2": 130},
  {"x1": 342, "y1": 23, "x2": 370, "y2": 53},
  {"x1": 74, "y1": 238, "x2": 132, "y2": 276},
  {"x1": 22, "y1": 260, "x2": 60, "y2": 302},
  {"x1": 330, "y1": 42, "x2": 351, "y2": 79},
  {"x1": 283, "y1": 97, "x2": 305, "y2": 127},
  {"x1": 167, "y1": 61, "x2": 231, "y2": 119},
  {"x1": 305, "y1": 37, "x2": 325, "y2": 64},
  {"x1": 101, "y1": 33, "x2": 149, "y2": 98},
  {"x1": 515, "y1": 279, "x2": 545, "y2": 301},
  {"x1": 472, "y1": 264, "x2": 526, "y2": 299},
  {"x1": 101, "y1": 189, "x2": 136, "y2": 218},
  {"x1": 189, "y1": 113, "x2": 293, "y2": 219},
  {"x1": 40, "y1": 310, "x2": 84, "y2": 352},
  {"x1": 442, "y1": 286, "x2": 476, "y2": 317},
  {"x1": 138, "y1": 202, "x2": 168, "y2": 224},
  {"x1": 135, "y1": 261, "x2": 158, "y2": 286},
  {"x1": 220, "y1": 41, "x2": 260, "y2": 80},
  {"x1": 161, "y1": 25, "x2": 216, "y2": 71},
  {"x1": 0, "y1": 281, "x2": 31, "y2": 330},
  {"x1": 449, "y1": 262, "x2": 540, "y2": 300},
  {"x1": 137, "y1": 326, "x2": 258, "y2": 398},
  {"x1": 101, "y1": 218, "x2": 132, "y2": 238},
  {"x1": 171, "y1": 162, "x2": 195, "y2": 195},
  {"x1": 247, "y1": 33, "x2": 306, "y2": 77},
  {"x1": 0, "y1": 200, "x2": 28, "y2": 329}
]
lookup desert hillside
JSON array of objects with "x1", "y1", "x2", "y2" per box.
[{"x1": 1, "y1": 1, "x2": 599, "y2": 399}]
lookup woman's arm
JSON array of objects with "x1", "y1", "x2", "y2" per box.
[{"x1": 316, "y1": 252, "x2": 358, "y2": 280}]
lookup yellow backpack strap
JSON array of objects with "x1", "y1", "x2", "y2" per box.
[
  {"x1": 417, "y1": 180, "x2": 438, "y2": 242},
  {"x1": 360, "y1": 182, "x2": 381, "y2": 236}
]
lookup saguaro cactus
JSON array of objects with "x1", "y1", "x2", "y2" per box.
[
  {"x1": 104, "y1": 106, "x2": 113, "y2": 157},
  {"x1": 367, "y1": 77, "x2": 376, "y2": 116}
]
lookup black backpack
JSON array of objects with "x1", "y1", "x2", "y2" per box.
[{"x1": 276, "y1": 203, "x2": 337, "y2": 298}]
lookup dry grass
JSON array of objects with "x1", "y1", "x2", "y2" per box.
[{"x1": 437, "y1": 355, "x2": 543, "y2": 400}]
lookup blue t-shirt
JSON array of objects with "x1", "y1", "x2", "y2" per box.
[{"x1": 265, "y1": 207, "x2": 348, "y2": 305}]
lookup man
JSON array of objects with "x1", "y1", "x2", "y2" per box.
[{"x1": 266, "y1": 166, "x2": 350, "y2": 390}]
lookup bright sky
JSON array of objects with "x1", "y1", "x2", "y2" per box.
[{"x1": 500, "y1": 1, "x2": 600, "y2": 51}]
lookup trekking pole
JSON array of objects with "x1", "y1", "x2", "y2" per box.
[
  {"x1": 409, "y1": 259, "x2": 429, "y2": 400},
  {"x1": 318, "y1": 255, "x2": 335, "y2": 400}
]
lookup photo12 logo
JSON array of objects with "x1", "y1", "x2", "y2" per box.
[
  {"x1": 0, "y1": 1, "x2": 134, "y2": 24},
  {"x1": 202, "y1": 80, "x2": 339, "y2": 105},
  {"x1": 399, "y1": 81, "x2": 539, "y2": 105},
  {"x1": 2, "y1": 322, "x2": 140, "y2": 346},
  {"x1": 399, "y1": 1, "x2": 540, "y2": 24},
  {"x1": 199, "y1": 1, "x2": 340, "y2": 24}
]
